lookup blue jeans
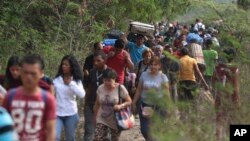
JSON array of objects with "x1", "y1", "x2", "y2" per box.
[
  {"x1": 139, "y1": 102, "x2": 167, "y2": 141},
  {"x1": 139, "y1": 105, "x2": 150, "y2": 140},
  {"x1": 84, "y1": 105, "x2": 95, "y2": 141},
  {"x1": 56, "y1": 113, "x2": 80, "y2": 141}
]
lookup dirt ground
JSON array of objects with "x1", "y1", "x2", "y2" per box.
[
  {"x1": 74, "y1": 116, "x2": 145, "y2": 141},
  {"x1": 119, "y1": 119, "x2": 145, "y2": 141},
  {"x1": 71, "y1": 102, "x2": 145, "y2": 141},
  {"x1": 62, "y1": 88, "x2": 213, "y2": 141}
]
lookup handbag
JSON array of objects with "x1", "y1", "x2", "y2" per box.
[
  {"x1": 142, "y1": 106, "x2": 154, "y2": 118},
  {"x1": 115, "y1": 85, "x2": 135, "y2": 130}
]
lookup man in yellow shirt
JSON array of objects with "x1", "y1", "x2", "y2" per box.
[
  {"x1": 179, "y1": 47, "x2": 209, "y2": 101},
  {"x1": 178, "y1": 47, "x2": 209, "y2": 120}
]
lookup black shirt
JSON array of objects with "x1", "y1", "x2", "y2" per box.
[
  {"x1": 161, "y1": 56, "x2": 180, "y2": 84},
  {"x1": 83, "y1": 54, "x2": 94, "y2": 72},
  {"x1": 85, "y1": 67, "x2": 112, "y2": 108}
]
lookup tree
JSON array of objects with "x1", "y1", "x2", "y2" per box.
[{"x1": 0, "y1": 0, "x2": 193, "y2": 75}]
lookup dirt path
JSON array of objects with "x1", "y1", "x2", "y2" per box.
[
  {"x1": 119, "y1": 119, "x2": 145, "y2": 141},
  {"x1": 71, "y1": 88, "x2": 213, "y2": 141},
  {"x1": 73, "y1": 101, "x2": 145, "y2": 141},
  {"x1": 74, "y1": 116, "x2": 144, "y2": 141}
]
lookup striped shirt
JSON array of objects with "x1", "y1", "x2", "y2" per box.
[{"x1": 190, "y1": 43, "x2": 205, "y2": 65}]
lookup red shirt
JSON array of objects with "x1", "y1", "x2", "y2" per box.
[
  {"x1": 2, "y1": 87, "x2": 56, "y2": 141},
  {"x1": 103, "y1": 47, "x2": 128, "y2": 84},
  {"x1": 38, "y1": 80, "x2": 51, "y2": 92}
]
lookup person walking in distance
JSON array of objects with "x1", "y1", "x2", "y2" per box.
[
  {"x1": 121, "y1": 33, "x2": 148, "y2": 69},
  {"x1": 103, "y1": 39, "x2": 134, "y2": 84},
  {"x1": 84, "y1": 51, "x2": 112, "y2": 141},
  {"x1": 178, "y1": 48, "x2": 209, "y2": 120},
  {"x1": 135, "y1": 49, "x2": 154, "y2": 87},
  {"x1": 189, "y1": 38, "x2": 206, "y2": 74},
  {"x1": 83, "y1": 42, "x2": 103, "y2": 86},
  {"x1": 161, "y1": 50, "x2": 180, "y2": 102},
  {"x1": 212, "y1": 49, "x2": 240, "y2": 141},
  {"x1": 203, "y1": 39, "x2": 218, "y2": 89}
]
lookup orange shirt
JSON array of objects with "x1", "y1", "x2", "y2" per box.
[{"x1": 179, "y1": 55, "x2": 197, "y2": 81}]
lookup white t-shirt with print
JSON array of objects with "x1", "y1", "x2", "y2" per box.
[{"x1": 139, "y1": 70, "x2": 169, "y2": 105}]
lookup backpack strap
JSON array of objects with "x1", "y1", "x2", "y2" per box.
[
  {"x1": 7, "y1": 88, "x2": 47, "y2": 110},
  {"x1": 136, "y1": 61, "x2": 142, "y2": 78},
  {"x1": 118, "y1": 85, "x2": 121, "y2": 104},
  {"x1": 138, "y1": 61, "x2": 142, "y2": 72},
  {"x1": 40, "y1": 89, "x2": 48, "y2": 111},
  {"x1": 41, "y1": 89, "x2": 47, "y2": 103}
]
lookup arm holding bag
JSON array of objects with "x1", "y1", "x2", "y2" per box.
[{"x1": 115, "y1": 85, "x2": 135, "y2": 130}]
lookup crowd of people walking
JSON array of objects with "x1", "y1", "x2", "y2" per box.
[{"x1": 0, "y1": 18, "x2": 240, "y2": 141}]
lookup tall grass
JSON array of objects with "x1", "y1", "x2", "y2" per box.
[{"x1": 149, "y1": 62, "x2": 250, "y2": 140}]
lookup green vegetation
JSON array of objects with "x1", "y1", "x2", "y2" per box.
[
  {"x1": 0, "y1": 0, "x2": 191, "y2": 75},
  {"x1": 1, "y1": 0, "x2": 250, "y2": 141}
]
